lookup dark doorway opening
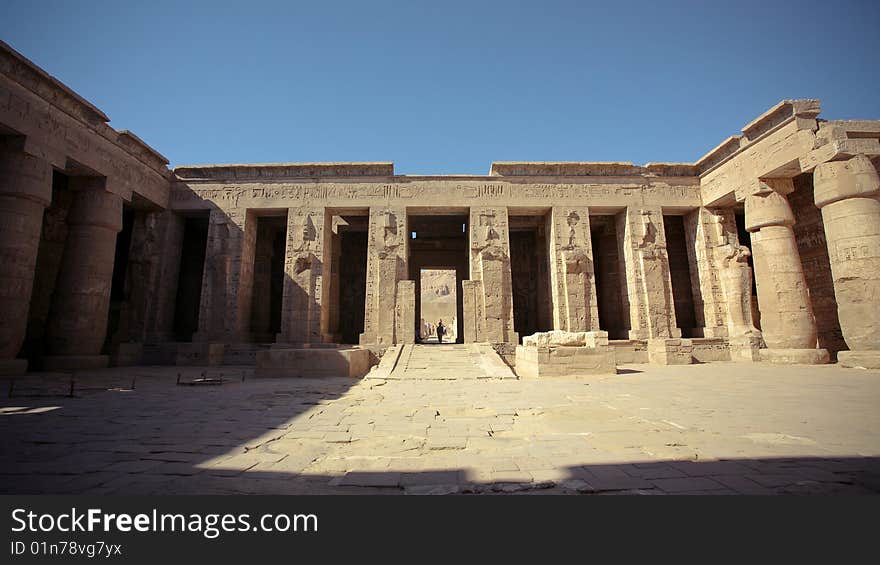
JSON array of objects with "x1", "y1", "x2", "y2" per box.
[
  {"x1": 172, "y1": 214, "x2": 209, "y2": 342},
  {"x1": 590, "y1": 215, "x2": 628, "y2": 339},
  {"x1": 102, "y1": 206, "x2": 135, "y2": 353},
  {"x1": 250, "y1": 215, "x2": 287, "y2": 342},
  {"x1": 335, "y1": 216, "x2": 368, "y2": 345},
  {"x1": 509, "y1": 214, "x2": 552, "y2": 341},
  {"x1": 409, "y1": 214, "x2": 469, "y2": 344},
  {"x1": 663, "y1": 215, "x2": 698, "y2": 338}
]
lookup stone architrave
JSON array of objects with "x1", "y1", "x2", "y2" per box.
[
  {"x1": 469, "y1": 207, "x2": 517, "y2": 344},
  {"x1": 549, "y1": 207, "x2": 599, "y2": 332},
  {"x1": 0, "y1": 150, "x2": 52, "y2": 374},
  {"x1": 43, "y1": 180, "x2": 123, "y2": 370},
  {"x1": 813, "y1": 155, "x2": 880, "y2": 368},
  {"x1": 277, "y1": 207, "x2": 330, "y2": 344},
  {"x1": 194, "y1": 206, "x2": 256, "y2": 344},
  {"x1": 360, "y1": 207, "x2": 409, "y2": 345},
  {"x1": 745, "y1": 181, "x2": 828, "y2": 364}
]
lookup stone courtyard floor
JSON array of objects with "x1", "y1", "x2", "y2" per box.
[{"x1": 2, "y1": 360, "x2": 879, "y2": 495}]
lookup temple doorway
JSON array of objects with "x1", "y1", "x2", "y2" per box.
[{"x1": 408, "y1": 214, "x2": 469, "y2": 344}]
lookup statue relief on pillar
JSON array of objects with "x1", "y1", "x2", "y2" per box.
[
  {"x1": 471, "y1": 211, "x2": 504, "y2": 261},
  {"x1": 719, "y1": 240, "x2": 757, "y2": 337},
  {"x1": 288, "y1": 211, "x2": 318, "y2": 273}
]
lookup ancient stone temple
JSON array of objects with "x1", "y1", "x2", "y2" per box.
[{"x1": 2, "y1": 39, "x2": 880, "y2": 377}]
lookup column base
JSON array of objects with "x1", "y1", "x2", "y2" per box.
[
  {"x1": 837, "y1": 351, "x2": 880, "y2": 370},
  {"x1": 42, "y1": 355, "x2": 109, "y2": 371},
  {"x1": 647, "y1": 338, "x2": 693, "y2": 365},
  {"x1": 759, "y1": 348, "x2": 829, "y2": 365},
  {"x1": 729, "y1": 335, "x2": 763, "y2": 363},
  {"x1": 0, "y1": 359, "x2": 28, "y2": 375}
]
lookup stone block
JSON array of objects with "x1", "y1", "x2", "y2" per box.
[
  {"x1": 690, "y1": 338, "x2": 732, "y2": 363},
  {"x1": 255, "y1": 347, "x2": 374, "y2": 378},
  {"x1": 835, "y1": 350, "x2": 880, "y2": 369},
  {"x1": 729, "y1": 335, "x2": 762, "y2": 363},
  {"x1": 609, "y1": 340, "x2": 649, "y2": 364},
  {"x1": 515, "y1": 334, "x2": 616, "y2": 378},
  {"x1": 176, "y1": 343, "x2": 225, "y2": 366},
  {"x1": 647, "y1": 338, "x2": 694, "y2": 365},
  {"x1": 759, "y1": 348, "x2": 829, "y2": 365}
]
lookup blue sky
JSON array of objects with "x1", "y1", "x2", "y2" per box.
[{"x1": 1, "y1": 0, "x2": 878, "y2": 174}]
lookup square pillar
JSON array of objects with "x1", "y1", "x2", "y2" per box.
[
  {"x1": 617, "y1": 206, "x2": 681, "y2": 340},
  {"x1": 144, "y1": 211, "x2": 185, "y2": 343},
  {"x1": 548, "y1": 207, "x2": 600, "y2": 332},
  {"x1": 278, "y1": 207, "x2": 331, "y2": 344},
  {"x1": 469, "y1": 206, "x2": 517, "y2": 343},
  {"x1": 194, "y1": 207, "x2": 256, "y2": 344},
  {"x1": 360, "y1": 207, "x2": 409, "y2": 345}
]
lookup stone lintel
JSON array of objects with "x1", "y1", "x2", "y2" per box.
[
  {"x1": 174, "y1": 162, "x2": 395, "y2": 181},
  {"x1": 490, "y1": 161, "x2": 695, "y2": 177}
]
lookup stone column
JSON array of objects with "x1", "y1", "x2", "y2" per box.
[
  {"x1": 813, "y1": 155, "x2": 880, "y2": 368},
  {"x1": 0, "y1": 150, "x2": 52, "y2": 374},
  {"x1": 618, "y1": 207, "x2": 692, "y2": 364},
  {"x1": 278, "y1": 207, "x2": 331, "y2": 344},
  {"x1": 548, "y1": 206, "x2": 599, "y2": 332},
  {"x1": 468, "y1": 206, "x2": 517, "y2": 343},
  {"x1": 745, "y1": 181, "x2": 828, "y2": 364},
  {"x1": 44, "y1": 180, "x2": 123, "y2": 370},
  {"x1": 360, "y1": 207, "x2": 409, "y2": 345}
]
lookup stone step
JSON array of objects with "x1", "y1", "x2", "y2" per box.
[{"x1": 385, "y1": 344, "x2": 516, "y2": 380}]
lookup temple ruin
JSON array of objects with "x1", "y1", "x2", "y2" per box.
[{"x1": 2, "y1": 40, "x2": 879, "y2": 378}]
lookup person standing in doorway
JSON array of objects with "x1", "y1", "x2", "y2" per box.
[{"x1": 436, "y1": 319, "x2": 446, "y2": 344}]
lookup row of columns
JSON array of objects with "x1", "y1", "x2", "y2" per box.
[
  {"x1": 1, "y1": 149, "x2": 875, "y2": 371},
  {"x1": 0, "y1": 149, "x2": 124, "y2": 373}
]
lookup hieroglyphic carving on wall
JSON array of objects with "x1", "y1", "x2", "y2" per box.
[{"x1": 169, "y1": 177, "x2": 701, "y2": 212}]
